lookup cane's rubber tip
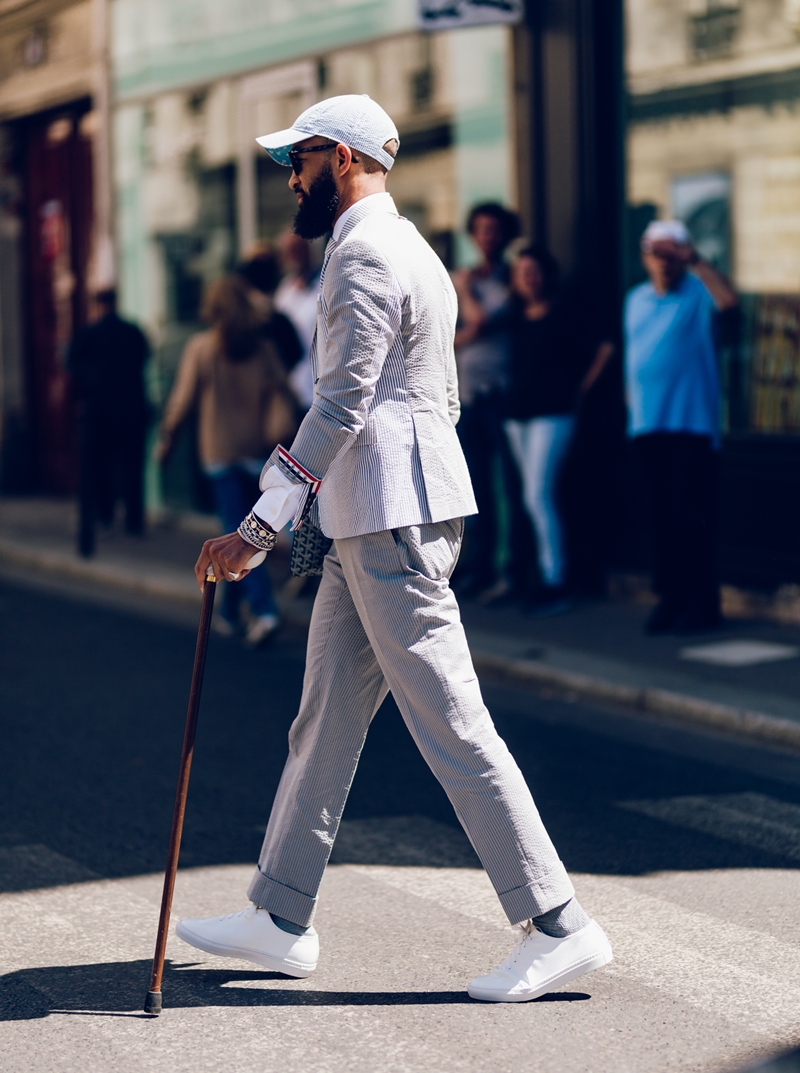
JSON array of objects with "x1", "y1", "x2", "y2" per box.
[{"x1": 144, "y1": 990, "x2": 162, "y2": 1016}]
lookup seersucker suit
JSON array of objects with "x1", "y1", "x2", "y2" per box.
[
  {"x1": 247, "y1": 193, "x2": 575, "y2": 927},
  {"x1": 284, "y1": 192, "x2": 476, "y2": 537}
]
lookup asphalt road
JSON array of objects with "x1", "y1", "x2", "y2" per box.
[{"x1": 1, "y1": 576, "x2": 800, "y2": 1073}]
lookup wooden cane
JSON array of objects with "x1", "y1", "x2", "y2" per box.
[{"x1": 144, "y1": 551, "x2": 266, "y2": 1016}]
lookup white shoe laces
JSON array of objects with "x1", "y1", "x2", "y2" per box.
[
  {"x1": 500, "y1": 920, "x2": 542, "y2": 969},
  {"x1": 219, "y1": 906, "x2": 258, "y2": 922}
]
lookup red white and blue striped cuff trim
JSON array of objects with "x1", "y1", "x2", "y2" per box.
[
  {"x1": 268, "y1": 445, "x2": 321, "y2": 531},
  {"x1": 275, "y1": 445, "x2": 321, "y2": 495}
]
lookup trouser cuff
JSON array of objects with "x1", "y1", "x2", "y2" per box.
[
  {"x1": 498, "y1": 862, "x2": 575, "y2": 926},
  {"x1": 246, "y1": 867, "x2": 318, "y2": 927}
]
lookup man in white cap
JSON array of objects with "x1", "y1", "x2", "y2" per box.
[
  {"x1": 180, "y1": 94, "x2": 612, "y2": 1002},
  {"x1": 626, "y1": 220, "x2": 738, "y2": 635}
]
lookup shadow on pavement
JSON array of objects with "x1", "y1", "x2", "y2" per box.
[
  {"x1": 742, "y1": 1048, "x2": 800, "y2": 1072},
  {"x1": 0, "y1": 959, "x2": 591, "y2": 1019},
  {"x1": 3, "y1": 578, "x2": 800, "y2": 893}
]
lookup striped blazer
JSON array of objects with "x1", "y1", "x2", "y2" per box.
[{"x1": 284, "y1": 193, "x2": 477, "y2": 540}]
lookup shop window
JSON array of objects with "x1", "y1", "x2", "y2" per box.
[
  {"x1": 671, "y1": 172, "x2": 731, "y2": 276},
  {"x1": 156, "y1": 164, "x2": 237, "y2": 325},
  {"x1": 410, "y1": 33, "x2": 435, "y2": 113},
  {"x1": 688, "y1": 1, "x2": 740, "y2": 60},
  {"x1": 257, "y1": 154, "x2": 299, "y2": 241},
  {"x1": 157, "y1": 233, "x2": 204, "y2": 324},
  {"x1": 317, "y1": 58, "x2": 328, "y2": 92},
  {"x1": 734, "y1": 296, "x2": 800, "y2": 436},
  {"x1": 410, "y1": 66, "x2": 435, "y2": 111}
]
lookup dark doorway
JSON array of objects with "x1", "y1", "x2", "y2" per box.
[{"x1": 19, "y1": 99, "x2": 94, "y2": 493}]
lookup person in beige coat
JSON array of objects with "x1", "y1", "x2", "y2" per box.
[{"x1": 156, "y1": 274, "x2": 295, "y2": 645}]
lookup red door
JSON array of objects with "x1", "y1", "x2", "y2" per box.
[{"x1": 22, "y1": 101, "x2": 94, "y2": 492}]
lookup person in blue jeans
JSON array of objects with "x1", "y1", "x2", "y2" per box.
[
  {"x1": 207, "y1": 461, "x2": 279, "y2": 639},
  {"x1": 452, "y1": 202, "x2": 531, "y2": 602},
  {"x1": 156, "y1": 275, "x2": 296, "y2": 645},
  {"x1": 503, "y1": 246, "x2": 614, "y2": 614}
]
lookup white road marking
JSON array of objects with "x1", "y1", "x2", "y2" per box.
[
  {"x1": 679, "y1": 640, "x2": 799, "y2": 666},
  {"x1": 3, "y1": 836, "x2": 800, "y2": 1061},
  {"x1": 351, "y1": 863, "x2": 800, "y2": 1039},
  {"x1": 573, "y1": 872, "x2": 800, "y2": 1040},
  {"x1": 619, "y1": 792, "x2": 800, "y2": 861}
]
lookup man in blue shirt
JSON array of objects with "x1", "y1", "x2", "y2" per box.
[{"x1": 625, "y1": 220, "x2": 738, "y2": 634}]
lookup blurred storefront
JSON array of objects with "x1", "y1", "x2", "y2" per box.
[
  {"x1": 109, "y1": 0, "x2": 518, "y2": 513},
  {"x1": 0, "y1": 0, "x2": 112, "y2": 493},
  {"x1": 625, "y1": 0, "x2": 800, "y2": 586},
  {"x1": 5, "y1": 0, "x2": 800, "y2": 593}
]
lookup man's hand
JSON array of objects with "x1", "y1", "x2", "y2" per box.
[
  {"x1": 646, "y1": 238, "x2": 697, "y2": 265},
  {"x1": 195, "y1": 531, "x2": 269, "y2": 589}
]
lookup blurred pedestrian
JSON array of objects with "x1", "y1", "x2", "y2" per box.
[
  {"x1": 237, "y1": 248, "x2": 304, "y2": 376},
  {"x1": 504, "y1": 246, "x2": 614, "y2": 614},
  {"x1": 625, "y1": 219, "x2": 738, "y2": 634},
  {"x1": 274, "y1": 230, "x2": 321, "y2": 412},
  {"x1": 155, "y1": 274, "x2": 296, "y2": 645},
  {"x1": 452, "y1": 202, "x2": 529, "y2": 601},
  {"x1": 67, "y1": 288, "x2": 150, "y2": 558}
]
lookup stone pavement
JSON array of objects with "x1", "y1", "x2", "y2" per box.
[
  {"x1": 3, "y1": 495, "x2": 800, "y2": 750},
  {"x1": 3, "y1": 535, "x2": 800, "y2": 1072},
  {"x1": 3, "y1": 847, "x2": 800, "y2": 1073}
]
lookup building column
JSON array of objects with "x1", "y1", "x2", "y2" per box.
[
  {"x1": 512, "y1": 0, "x2": 625, "y2": 308},
  {"x1": 91, "y1": 0, "x2": 115, "y2": 290}
]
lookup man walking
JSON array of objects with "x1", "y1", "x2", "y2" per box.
[
  {"x1": 181, "y1": 94, "x2": 612, "y2": 1002},
  {"x1": 625, "y1": 220, "x2": 738, "y2": 634}
]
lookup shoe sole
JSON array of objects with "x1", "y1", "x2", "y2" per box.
[
  {"x1": 467, "y1": 944, "x2": 612, "y2": 1003},
  {"x1": 175, "y1": 921, "x2": 316, "y2": 978}
]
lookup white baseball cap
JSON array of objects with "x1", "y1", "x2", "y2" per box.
[
  {"x1": 641, "y1": 219, "x2": 691, "y2": 247},
  {"x1": 256, "y1": 94, "x2": 400, "y2": 171}
]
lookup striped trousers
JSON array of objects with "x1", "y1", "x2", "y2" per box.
[{"x1": 247, "y1": 518, "x2": 575, "y2": 926}]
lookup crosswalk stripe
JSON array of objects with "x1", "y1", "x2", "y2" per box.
[
  {"x1": 349, "y1": 863, "x2": 800, "y2": 1036},
  {"x1": 618, "y1": 793, "x2": 800, "y2": 862}
]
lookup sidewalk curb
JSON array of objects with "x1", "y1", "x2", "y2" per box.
[
  {"x1": 0, "y1": 539, "x2": 200, "y2": 603},
  {"x1": 470, "y1": 651, "x2": 800, "y2": 752},
  {"x1": 3, "y1": 537, "x2": 800, "y2": 752},
  {"x1": 0, "y1": 538, "x2": 314, "y2": 626}
]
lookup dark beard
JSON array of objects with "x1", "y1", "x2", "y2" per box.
[{"x1": 293, "y1": 164, "x2": 339, "y2": 240}]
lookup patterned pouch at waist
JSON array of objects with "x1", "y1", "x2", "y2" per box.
[{"x1": 290, "y1": 521, "x2": 333, "y2": 577}]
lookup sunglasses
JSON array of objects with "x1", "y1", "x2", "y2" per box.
[{"x1": 289, "y1": 143, "x2": 337, "y2": 176}]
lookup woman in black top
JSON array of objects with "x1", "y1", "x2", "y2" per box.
[{"x1": 505, "y1": 246, "x2": 613, "y2": 613}]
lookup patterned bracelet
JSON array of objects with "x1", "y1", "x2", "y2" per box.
[{"x1": 238, "y1": 511, "x2": 279, "y2": 553}]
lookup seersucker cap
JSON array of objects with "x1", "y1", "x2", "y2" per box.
[{"x1": 256, "y1": 94, "x2": 399, "y2": 171}]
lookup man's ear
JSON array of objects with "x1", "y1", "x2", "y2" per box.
[{"x1": 335, "y1": 143, "x2": 353, "y2": 175}]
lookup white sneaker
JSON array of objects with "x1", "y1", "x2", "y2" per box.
[
  {"x1": 175, "y1": 906, "x2": 318, "y2": 978},
  {"x1": 467, "y1": 919, "x2": 612, "y2": 1002},
  {"x1": 244, "y1": 613, "x2": 279, "y2": 648}
]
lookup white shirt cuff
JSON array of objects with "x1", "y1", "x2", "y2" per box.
[{"x1": 251, "y1": 467, "x2": 305, "y2": 533}]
